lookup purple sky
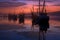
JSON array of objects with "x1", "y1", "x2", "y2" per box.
[
  {"x1": 0, "y1": 0, "x2": 60, "y2": 22},
  {"x1": 0, "y1": 0, "x2": 60, "y2": 6},
  {"x1": 0, "y1": 0, "x2": 60, "y2": 13}
]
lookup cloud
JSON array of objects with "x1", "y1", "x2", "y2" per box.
[
  {"x1": 51, "y1": 16, "x2": 60, "y2": 21},
  {"x1": 24, "y1": 0, "x2": 53, "y2": 2},
  {"x1": 12, "y1": 0, "x2": 17, "y2": 1},
  {"x1": 0, "y1": 0, "x2": 59, "y2": 2},
  {"x1": 25, "y1": 0, "x2": 60, "y2": 6},
  {"x1": 0, "y1": 2, "x2": 26, "y2": 7},
  {"x1": 0, "y1": 0, "x2": 50, "y2": 1},
  {"x1": 49, "y1": 11, "x2": 60, "y2": 16},
  {"x1": 49, "y1": 11, "x2": 60, "y2": 21},
  {"x1": 0, "y1": 0, "x2": 25, "y2": 2},
  {"x1": 25, "y1": 0, "x2": 60, "y2": 2},
  {"x1": 0, "y1": 0, "x2": 60, "y2": 6}
]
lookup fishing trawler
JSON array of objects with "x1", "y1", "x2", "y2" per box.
[
  {"x1": 18, "y1": 9, "x2": 25, "y2": 24},
  {"x1": 38, "y1": 0, "x2": 50, "y2": 40},
  {"x1": 8, "y1": 8, "x2": 17, "y2": 21}
]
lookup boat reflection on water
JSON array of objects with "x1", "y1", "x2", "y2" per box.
[
  {"x1": 0, "y1": 14, "x2": 60, "y2": 31},
  {"x1": 7, "y1": 14, "x2": 32, "y2": 25},
  {"x1": 8, "y1": 14, "x2": 17, "y2": 22}
]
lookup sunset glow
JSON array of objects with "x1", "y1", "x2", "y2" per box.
[
  {"x1": 0, "y1": 5, "x2": 60, "y2": 14},
  {"x1": 0, "y1": 0, "x2": 60, "y2": 14}
]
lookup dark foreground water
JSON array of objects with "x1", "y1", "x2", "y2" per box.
[{"x1": 0, "y1": 16, "x2": 60, "y2": 40}]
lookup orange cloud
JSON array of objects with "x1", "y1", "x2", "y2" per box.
[
  {"x1": 0, "y1": 5, "x2": 60, "y2": 14},
  {"x1": 45, "y1": 6, "x2": 60, "y2": 13}
]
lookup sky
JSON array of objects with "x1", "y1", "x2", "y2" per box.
[{"x1": 0, "y1": 0, "x2": 60, "y2": 14}]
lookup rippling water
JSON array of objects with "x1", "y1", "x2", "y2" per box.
[{"x1": 0, "y1": 16, "x2": 60, "y2": 31}]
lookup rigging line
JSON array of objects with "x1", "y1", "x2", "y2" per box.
[
  {"x1": 39, "y1": 0, "x2": 41, "y2": 40},
  {"x1": 39, "y1": 0, "x2": 40, "y2": 13},
  {"x1": 31, "y1": 1, "x2": 34, "y2": 13},
  {"x1": 31, "y1": 4, "x2": 34, "y2": 12},
  {"x1": 42, "y1": 0, "x2": 46, "y2": 13}
]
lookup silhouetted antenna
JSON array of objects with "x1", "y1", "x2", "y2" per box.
[
  {"x1": 30, "y1": 5, "x2": 34, "y2": 14},
  {"x1": 32, "y1": 5, "x2": 34, "y2": 13},
  {"x1": 36, "y1": 8, "x2": 39, "y2": 15},
  {"x1": 42, "y1": 0, "x2": 46, "y2": 13},
  {"x1": 45, "y1": 8, "x2": 46, "y2": 13},
  {"x1": 39, "y1": 0, "x2": 40, "y2": 13},
  {"x1": 38, "y1": 0, "x2": 41, "y2": 39}
]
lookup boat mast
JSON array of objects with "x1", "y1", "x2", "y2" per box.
[
  {"x1": 32, "y1": 5, "x2": 34, "y2": 13},
  {"x1": 42, "y1": 0, "x2": 46, "y2": 13},
  {"x1": 39, "y1": 0, "x2": 40, "y2": 14}
]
